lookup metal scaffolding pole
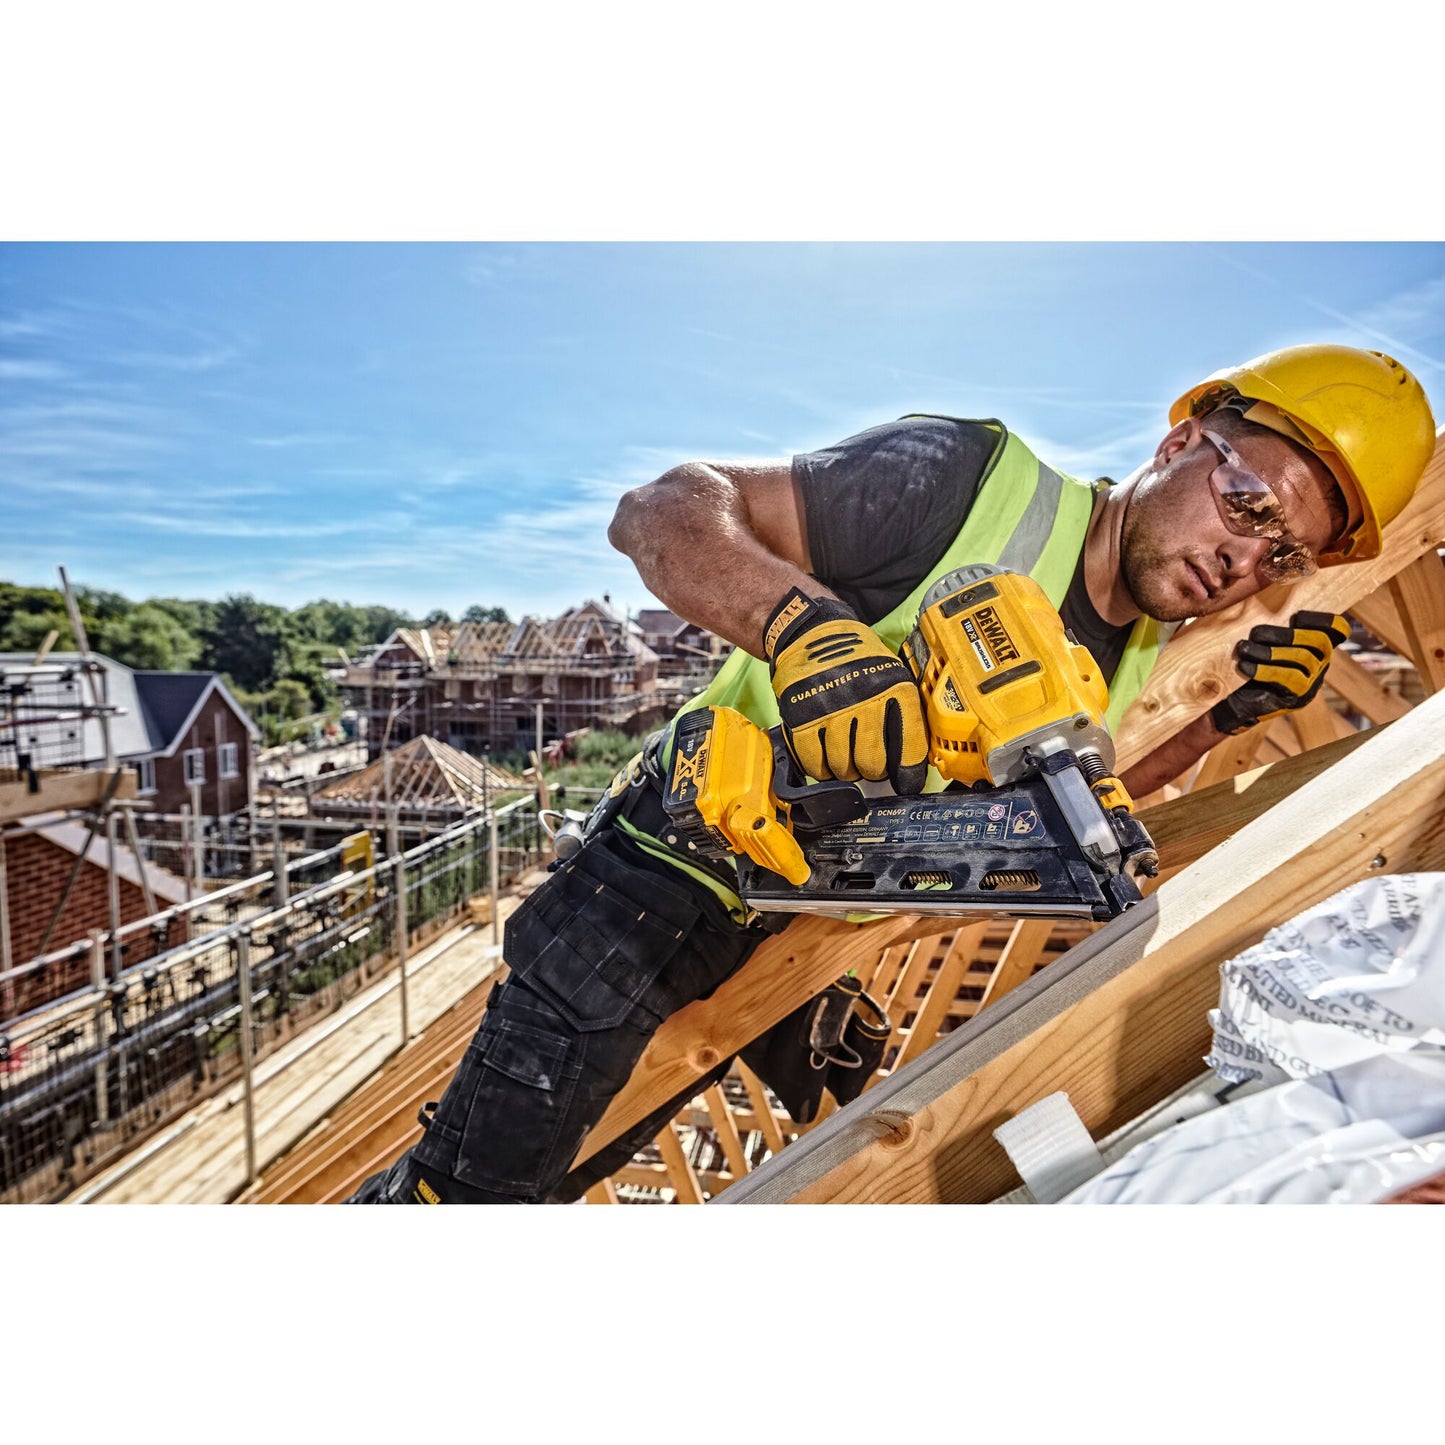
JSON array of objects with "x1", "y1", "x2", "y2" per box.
[
  {"x1": 105, "y1": 810, "x2": 123, "y2": 979},
  {"x1": 236, "y1": 932, "x2": 258, "y2": 1187},
  {"x1": 395, "y1": 852, "x2": 410, "y2": 1043},
  {"x1": 272, "y1": 815, "x2": 288, "y2": 908},
  {"x1": 489, "y1": 808, "x2": 500, "y2": 947},
  {"x1": 0, "y1": 834, "x2": 13, "y2": 1021},
  {"x1": 189, "y1": 779, "x2": 204, "y2": 895},
  {"x1": 90, "y1": 930, "x2": 109, "y2": 1125}
]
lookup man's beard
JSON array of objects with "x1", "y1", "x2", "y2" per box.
[{"x1": 1119, "y1": 521, "x2": 1204, "y2": 623}]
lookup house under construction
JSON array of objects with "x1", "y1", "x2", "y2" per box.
[
  {"x1": 340, "y1": 599, "x2": 718, "y2": 761},
  {"x1": 309, "y1": 734, "x2": 531, "y2": 828}
]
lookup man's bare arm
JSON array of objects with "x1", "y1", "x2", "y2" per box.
[
  {"x1": 1119, "y1": 711, "x2": 1228, "y2": 799},
  {"x1": 609, "y1": 460, "x2": 833, "y2": 657}
]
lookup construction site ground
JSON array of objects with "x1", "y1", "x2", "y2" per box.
[{"x1": 68, "y1": 877, "x2": 543, "y2": 1204}]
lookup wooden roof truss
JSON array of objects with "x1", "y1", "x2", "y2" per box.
[
  {"x1": 312, "y1": 735, "x2": 528, "y2": 812},
  {"x1": 254, "y1": 429, "x2": 1445, "y2": 1205}
]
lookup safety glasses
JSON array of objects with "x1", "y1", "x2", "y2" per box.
[{"x1": 1201, "y1": 429, "x2": 1318, "y2": 583}]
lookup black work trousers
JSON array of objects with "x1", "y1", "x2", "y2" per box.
[{"x1": 348, "y1": 824, "x2": 762, "y2": 1203}]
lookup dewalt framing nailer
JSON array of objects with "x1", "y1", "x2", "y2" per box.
[{"x1": 661, "y1": 564, "x2": 1159, "y2": 923}]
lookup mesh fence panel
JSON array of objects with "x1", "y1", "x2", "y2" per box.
[{"x1": 0, "y1": 800, "x2": 542, "y2": 1202}]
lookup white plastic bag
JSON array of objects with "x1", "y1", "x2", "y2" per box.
[
  {"x1": 1061, "y1": 874, "x2": 1445, "y2": 1205},
  {"x1": 1206, "y1": 872, "x2": 1445, "y2": 1087}
]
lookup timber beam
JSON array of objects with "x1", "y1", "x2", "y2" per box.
[
  {"x1": 719, "y1": 684, "x2": 1445, "y2": 1204},
  {"x1": 572, "y1": 912, "x2": 969, "y2": 1168},
  {"x1": 0, "y1": 767, "x2": 136, "y2": 824}
]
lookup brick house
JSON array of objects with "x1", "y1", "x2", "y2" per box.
[
  {"x1": 0, "y1": 655, "x2": 253, "y2": 1018},
  {"x1": 0, "y1": 654, "x2": 261, "y2": 818}
]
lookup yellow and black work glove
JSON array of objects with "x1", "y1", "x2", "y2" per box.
[
  {"x1": 1210, "y1": 611, "x2": 1351, "y2": 735},
  {"x1": 763, "y1": 587, "x2": 929, "y2": 793}
]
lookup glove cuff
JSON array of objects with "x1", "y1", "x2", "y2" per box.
[
  {"x1": 1210, "y1": 692, "x2": 1260, "y2": 736},
  {"x1": 762, "y1": 587, "x2": 855, "y2": 661}
]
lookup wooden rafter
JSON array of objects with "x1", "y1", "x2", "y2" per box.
[{"x1": 719, "y1": 685, "x2": 1445, "y2": 1204}]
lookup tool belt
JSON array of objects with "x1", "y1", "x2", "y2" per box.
[
  {"x1": 738, "y1": 974, "x2": 891, "y2": 1125},
  {"x1": 575, "y1": 730, "x2": 766, "y2": 906}
]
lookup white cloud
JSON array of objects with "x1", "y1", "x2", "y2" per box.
[
  {"x1": 1014, "y1": 419, "x2": 1165, "y2": 479},
  {"x1": 1354, "y1": 274, "x2": 1445, "y2": 348},
  {"x1": 0, "y1": 359, "x2": 71, "y2": 381},
  {"x1": 111, "y1": 345, "x2": 241, "y2": 373},
  {"x1": 111, "y1": 509, "x2": 413, "y2": 540},
  {"x1": 248, "y1": 432, "x2": 354, "y2": 448}
]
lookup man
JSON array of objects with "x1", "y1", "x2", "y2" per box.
[{"x1": 350, "y1": 342, "x2": 1436, "y2": 1204}]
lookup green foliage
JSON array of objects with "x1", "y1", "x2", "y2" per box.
[
  {"x1": 291, "y1": 599, "x2": 416, "y2": 655},
  {"x1": 98, "y1": 604, "x2": 200, "y2": 671},
  {"x1": 359, "y1": 605, "x2": 414, "y2": 643},
  {"x1": 1, "y1": 580, "x2": 508, "y2": 739},
  {"x1": 0, "y1": 607, "x2": 74, "y2": 653},
  {"x1": 270, "y1": 678, "x2": 312, "y2": 720},
  {"x1": 73, "y1": 586, "x2": 130, "y2": 624},
  {"x1": 199, "y1": 594, "x2": 291, "y2": 691},
  {"x1": 571, "y1": 729, "x2": 638, "y2": 765},
  {"x1": 539, "y1": 730, "x2": 640, "y2": 791},
  {"x1": 0, "y1": 583, "x2": 75, "y2": 652},
  {"x1": 463, "y1": 604, "x2": 511, "y2": 624},
  {"x1": 148, "y1": 597, "x2": 217, "y2": 637},
  {"x1": 422, "y1": 608, "x2": 453, "y2": 627}
]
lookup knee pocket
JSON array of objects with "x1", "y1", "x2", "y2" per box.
[
  {"x1": 414, "y1": 1013, "x2": 583, "y2": 1198},
  {"x1": 504, "y1": 838, "x2": 702, "y2": 1032}
]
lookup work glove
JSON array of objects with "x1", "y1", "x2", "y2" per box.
[
  {"x1": 763, "y1": 587, "x2": 929, "y2": 793},
  {"x1": 1210, "y1": 610, "x2": 1351, "y2": 735}
]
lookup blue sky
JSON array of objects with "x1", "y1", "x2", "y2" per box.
[{"x1": 3, "y1": 242, "x2": 1442, "y2": 624}]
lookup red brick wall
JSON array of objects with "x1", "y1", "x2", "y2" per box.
[
  {"x1": 150, "y1": 693, "x2": 253, "y2": 817},
  {"x1": 3, "y1": 833, "x2": 179, "y2": 1016}
]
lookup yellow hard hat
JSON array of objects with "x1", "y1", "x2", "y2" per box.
[{"x1": 1170, "y1": 343, "x2": 1437, "y2": 565}]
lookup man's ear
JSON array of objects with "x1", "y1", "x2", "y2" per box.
[{"x1": 1153, "y1": 416, "x2": 1201, "y2": 468}]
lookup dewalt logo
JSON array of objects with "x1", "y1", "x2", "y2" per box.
[
  {"x1": 671, "y1": 738, "x2": 709, "y2": 798},
  {"x1": 973, "y1": 606, "x2": 1020, "y2": 666}
]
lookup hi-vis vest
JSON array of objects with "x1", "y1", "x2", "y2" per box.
[{"x1": 617, "y1": 420, "x2": 1169, "y2": 920}]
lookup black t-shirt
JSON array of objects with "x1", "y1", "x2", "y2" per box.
[{"x1": 792, "y1": 416, "x2": 1134, "y2": 683}]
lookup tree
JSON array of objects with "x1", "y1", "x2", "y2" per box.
[
  {"x1": 360, "y1": 605, "x2": 414, "y2": 644},
  {"x1": 98, "y1": 604, "x2": 201, "y2": 671},
  {"x1": 463, "y1": 604, "x2": 511, "y2": 624},
  {"x1": 0, "y1": 607, "x2": 74, "y2": 654},
  {"x1": 270, "y1": 678, "x2": 312, "y2": 721},
  {"x1": 0, "y1": 584, "x2": 77, "y2": 653},
  {"x1": 199, "y1": 594, "x2": 290, "y2": 691},
  {"x1": 293, "y1": 599, "x2": 369, "y2": 654},
  {"x1": 422, "y1": 608, "x2": 454, "y2": 628},
  {"x1": 74, "y1": 586, "x2": 131, "y2": 624},
  {"x1": 148, "y1": 596, "x2": 217, "y2": 638}
]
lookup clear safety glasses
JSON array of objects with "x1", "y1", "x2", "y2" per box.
[{"x1": 1201, "y1": 429, "x2": 1318, "y2": 583}]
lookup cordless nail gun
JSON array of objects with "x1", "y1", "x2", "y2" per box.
[{"x1": 660, "y1": 564, "x2": 1159, "y2": 922}]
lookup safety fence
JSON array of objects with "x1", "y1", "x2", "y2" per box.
[
  {"x1": 127, "y1": 813, "x2": 265, "y2": 883},
  {"x1": 0, "y1": 840, "x2": 351, "y2": 1022},
  {"x1": 0, "y1": 798, "x2": 548, "y2": 1203}
]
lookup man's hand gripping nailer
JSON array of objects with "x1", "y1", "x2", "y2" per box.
[{"x1": 662, "y1": 565, "x2": 1159, "y2": 922}]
